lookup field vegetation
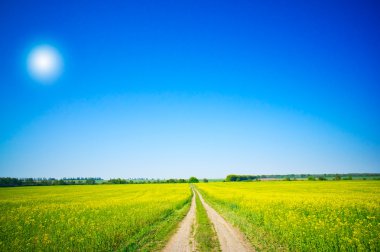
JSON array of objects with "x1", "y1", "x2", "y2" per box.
[
  {"x1": 0, "y1": 184, "x2": 191, "y2": 251},
  {"x1": 194, "y1": 191, "x2": 220, "y2": 251},
  {"x1": 196, "y1": 181, "x2": 380, "y2": 251}
]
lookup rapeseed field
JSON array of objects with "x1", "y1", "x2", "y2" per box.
[
  {"x1": 0, "y1": 184, "x2": 191, "y2": 251},
  {"x1": 196, "y1": 181, "x2": 380, "y2": 251}
]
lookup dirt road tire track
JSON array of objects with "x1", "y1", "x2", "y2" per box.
[
  {"x1": 163, "y1": 193, "x2": 196, "y2": 252},
  {"x1": 163, "y1": 188, "x2": 254, "y2": 252},
  {"x1": 195, "y1": 189, "x2": 254, "y2": 252}
]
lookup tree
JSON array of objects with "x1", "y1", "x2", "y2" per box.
[
  {"x1": 189, "y1": 177, "x2": 199, "y2": 183},
  {"x1": 85, "y1": 179, "x2": 96, "y2": 185},
  {"x1": 226, "y1": 174, "x2": 257, "y2": 182},
  {"x1": 203, "y1": 178, "x2": 208, "y2": 183},
  {"x1": 109, "y1": 178, "x2": 127, "y2": 184},
  {"x1": 226, "y1": 175, "x2": 238, "y2": 182},
  {"x1": 58, "y1": 179, "x2": 67, "y2": 185}
]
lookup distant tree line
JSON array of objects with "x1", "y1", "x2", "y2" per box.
[
  {"x1": 257, "y1": 173, "x2": 380, "y2": 179},
  {"x1": 107, "y1": 177, "x2": 203, "y2": 184},
  {"x1": 62, "y1": 177, "x2": 102, "y2": 180},
  {"x1": 0, "y1": 177, "x2": 101, "y2": 187},
  {"x1": 225, "y1": 175, "x2": 258, "y2": 182},
  {"x1": 0, "y1": 176, "x2": 204, "y2": 187},
  {"x1": 225, "y1": 173, "x2": 380, "y2": 182}
]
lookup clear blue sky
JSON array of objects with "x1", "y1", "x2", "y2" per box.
[{"x1": 0, "y1": 0, "x2": 379, "y2": 179}]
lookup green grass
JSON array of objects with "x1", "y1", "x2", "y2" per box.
[{"x1": 194, "y1": 191, "x2": 220, "y2": 252}]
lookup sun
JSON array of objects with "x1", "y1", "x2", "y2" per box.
[{"x1": 27, "y1": 45, "x2": 63, "y2": 83}]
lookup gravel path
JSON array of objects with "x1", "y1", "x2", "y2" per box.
[{"x1": 163, "y1": 193, "x2": 196, "y2": 252}]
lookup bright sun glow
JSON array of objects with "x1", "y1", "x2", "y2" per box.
[{"x1": 27, "y1": 45, "x2": 63, "y2": 83}]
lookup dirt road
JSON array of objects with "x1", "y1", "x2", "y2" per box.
[
  {"x1": 195, "y1": 190, "x2": 254, "y2": 252},
  {"x1": 163, "y1": 188, "x2": 254, "y2": 252},
  {"x1": 163, "y1": 193, "x2": 196, "y2": 252}
]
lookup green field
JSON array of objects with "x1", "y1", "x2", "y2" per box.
[
  {"x1": 0, "y1": 184, "x2": 191, "y2": 251},
  {"x1": 196, "y1": 181, "x2": 380, "y2": 251}
]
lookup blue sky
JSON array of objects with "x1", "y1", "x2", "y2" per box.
[{"x1": 0, "y1": 0, "x2": 379, "y2": 178}]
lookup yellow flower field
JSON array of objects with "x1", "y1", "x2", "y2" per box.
[
  {"x1": 196, "y1": 181, "x2": 380, "y2": 251},
  {"x1": 0, "y1": 184, "x2": 191, "y2": 251}
]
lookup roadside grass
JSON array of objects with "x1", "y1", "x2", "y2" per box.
[{"x1": 194, "y1": 191, "x2": 220, "y2": 252}]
